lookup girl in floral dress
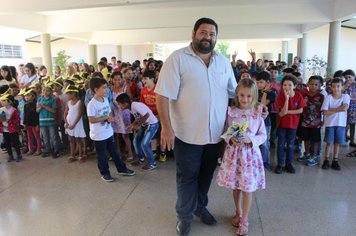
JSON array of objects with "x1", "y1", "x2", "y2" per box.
[
  {"x1": 111, "y1": 72, "x2": 133, "y2": 160},
  {"x1": 216, "y1": 79, "x2": 267, "y2": 236}
]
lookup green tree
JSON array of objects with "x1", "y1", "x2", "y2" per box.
[
  {"x1": 215, "y1": 42, "x2": 229, "y2": 59},
  {"x1": 55, "y1": 50, "x2": 71, "y2": 76}
]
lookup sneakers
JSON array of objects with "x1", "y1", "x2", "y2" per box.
[
  {"x1": 7, "y1": 156, "x2": 15, "y2": 162},
  {"x1": 306, "y1": 155, "x2": 319, "y2": 166},
  {"x1": 41, "y1": 152, "x2": 50, "y2": 158},
  {"x1": 118, "y1": 168, "x2": 136, "y2": 176},
  {"x1": 158, "y1": 152, "x2": 167, "y2": 162},
  {"x1": 274, "y1": 165, "x2": 283, "y2": 174},
  {"x1": 16, "y1": 156, "x2": 23, "y2": 162},
  {"x1": 322, "y1": 160, "x2": 330, "y2": 169},
  {"x1": 101, "y1": 174, "x2": 114, "y2": 182},
  {"x1": 331, "y1": 160, "x2": 341, "y2": 171},
  {"x1": 26, "y1": 150, "x2": 35, "y2": 156},
  {"x1": 298, "y1": 153, "x2": 310, "y2": 162},
  {"x1": 285, "y1": 164, "x2": 296, "y2": 173},
  {"x1": 139, "y1": 158, "x2": 145, "y2": 164},
  {"x1": 142, "y1": 163, "x2": 157, "y2": 171},
  {"x1": 52, "y1": 152, "x2": 60, "y2": 159}
]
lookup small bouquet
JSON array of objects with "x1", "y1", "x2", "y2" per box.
[
  {"x1": 221, "y1": 120, "x2": 249, "y2": 140},
  {"x1": 0, "y1": 111, "x2": 6, "y2": 122}
]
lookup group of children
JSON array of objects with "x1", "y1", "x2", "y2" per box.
[
  {"x1": 0, "y1": 59, "x2": 167, "y2": 182},
  {"x1": 216, "y1": 66, "x2": 355, "y2": 235}
]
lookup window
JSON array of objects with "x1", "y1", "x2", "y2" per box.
[{"x1": 0, "y1": 44, "x2": 22, "y2": 58}]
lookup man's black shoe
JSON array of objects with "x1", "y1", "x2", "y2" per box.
[
  {"x1": 274, "y1": 165, "x2": 283, "y2": 174},
  {"x1": 176, "y1": 220, "x2": 190, "y2": 236},
  {"x1": 194, "y1": 211, "x2": 217, "y2": 226}
]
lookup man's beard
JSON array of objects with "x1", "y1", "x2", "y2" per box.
[{"x1": 192, "y1": 38, "x2": 215, "y2": 54}]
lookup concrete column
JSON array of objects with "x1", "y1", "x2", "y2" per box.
[
  {"x1": 300, "y1": 33, "x2": 308, "y2": 76},
  {"x1": 281, "y1": 41, "x2": 288, "y2": 63},
  {"x1": 88, "y1": 44, "x2": 97, "y2": 66},
  {"x1": 327, "y1": 21, "x2": 341, "y2": 75},
  {"x1": 41, "y1": 33, "x2": 52, "y2": 76},
  {"x1": 117, "y1": 45, "x2": 122, "y2": 60}
]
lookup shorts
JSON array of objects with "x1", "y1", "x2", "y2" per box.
[
  {"x1": 324, "y1": 126, "x2": 346, "y2": 144},
  {"x1": 300, "y1": 127, "x2": 321, "y2": 142}
]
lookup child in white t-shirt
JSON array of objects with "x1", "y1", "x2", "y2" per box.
[
  {"x1": 87, "y1": 77, "x2": 135, "y2": 182},
  {"x1": 320, "y1": 78, "x2": 350, "y2": 171},
  {"x1": 116, "y1": 93, "x2": 159, "y2": 171}
]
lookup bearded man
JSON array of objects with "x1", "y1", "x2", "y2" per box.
[{"x1": 155, "y1": 18, "x2": 237, "y2": 236}]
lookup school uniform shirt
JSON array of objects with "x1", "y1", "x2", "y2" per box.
[
  {"x1": 131, "y1": 102, "x2": 158, "y2": 126},
  {"x1": 37, "y1": 96, "x2": 57, "y2": 127},
  {"x1": 87, "y1": 97, "x2": 113, "y2": 141},
  {"x1": 301, "y1": 92, "x2": 324, "y2": 128},
  {"x1": 277, "y1": 91, "x2": 306, "y2": 129},
  {"x1": 140, "y1": 85, "x2": 158, "y2": 115},
  {"x1": 321, "y1": 94, "x2": 350, "y2": 127}
]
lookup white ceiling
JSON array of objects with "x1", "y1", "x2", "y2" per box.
[{"x1": 0, "y1": 0, "x2": 355, "y2": 44}]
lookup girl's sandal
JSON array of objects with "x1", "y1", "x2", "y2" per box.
[
  {"x1": 231, "y1": 212, "x2": 241, "y2": 228},
  {"x1": 236, "y1": 220, "x2": 249, "y2": 236},
  {"x1": 346, "y1": 150, "x2": 356, "y2": 157},
  {"x1": 68, "y1": 157, "x2": 76, "y2": 163}
]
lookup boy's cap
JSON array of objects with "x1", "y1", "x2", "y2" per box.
[
  {"x1": 29, "y1": 82, "x2": 41, "y2": 89},
  {"x1": 64, "y1": 86, "x2": 79, "y2": 94},
  {"x1": 52, "y1": 79, "x2": 64, "y2": 88},
  {"x1": 0, "y1": 93, "x2": 11, "y2": 101},
  {"x1": 24, "y1": 89, "x2": 36, "y2": 97},
  {"x1": 18, "y1": 88, "x2": 27, "y2": 96}
]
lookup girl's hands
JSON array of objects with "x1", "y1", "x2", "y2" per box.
[
  {"x1": 284, "y1": 90, "x2": 290, "y2": 98},
  {"x1": 230, "y1": 136, "x2": 251, "y2": 146}
]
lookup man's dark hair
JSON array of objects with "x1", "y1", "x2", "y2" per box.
[
  {"x1": 193, "y1": 17, "x2": 218, "y2": 35},
  {"x1": 90, "y1": 77, "x2": 107, "y2": 93},
  {"x1": 116, "y1": 93, "x2": 131, "y2": 105},
  {"x1": 256, "y1": 71, "x2": 271, "y2": 82},
  {"x1": 281, "y1": 74, "x2": 297, "y2": 85},
  {"x1": 143, "y1": 70, "x2": 156, "y2": 79},
  {"x1": 270, "y1": 66, "x2": 279, "y2": 71}
]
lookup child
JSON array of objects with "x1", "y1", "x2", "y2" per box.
[
  {"x1": 64, "y1": 85, "x2": 87, "y2": 163},
  {"x1": 140, "y1": 70, "x2": 167, "y2": 162},
  {"x1": 269, "y1": 66, "x2": 281, "y2": 148},
  {"x1": 275, "y1": 74, "x2": 306, "y2": 174},
  {"x1": 16, "y1": 89, "x2": 27, "y2": 153},
  {"x1": 0, "y1": 94, "x2": 22, "y2": 162},
  {"x1": 87, "y1": 77, "x2": 135, "y2": 182},
  {"x1": 216, "y1": 79, "x2": 266, "y2": 236},
  {"x1": 298, "y1": 76, "x2": 324, "y2": 166},
  {"x1": 23, "y1": 90, "x2": 41, "y2": 156},
  {"x1": 343, "y1": 70, "x2": 356, "y2": 147},
  {"x1": 116, "y1": 93, "x2": 159, "y2": 171},
  {"x1": 52, "y1": 78, "x2": 69, "y2": 152},
  {"x1": 36, "y1": 84, "x2": 60, "y2": 158},
  {"x1": 321, "y1": 78, "x2": 350, "y2": 170},
  {"x1": 256, "y1": 71, "x2": 276, "y2": 170},
  {"x1": 110, "y1": 72, "x2": 134, "y2": 161}
]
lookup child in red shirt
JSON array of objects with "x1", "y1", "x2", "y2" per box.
[
  {"x1": 140, "y1": 70, "x2": 167, "y2": 162},
  {"x1": 275, "y1": 75, "x2": 306, "y2": 174}
]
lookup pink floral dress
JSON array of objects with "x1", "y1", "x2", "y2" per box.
[{"x1": 216, "y1": 106, "x2": 267, "y2": 192}]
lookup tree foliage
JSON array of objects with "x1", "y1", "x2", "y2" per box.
[{"x1": 55, "y1": 50, "x2": 71, "y2": 76}]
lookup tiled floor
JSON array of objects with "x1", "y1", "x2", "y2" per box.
[{"x1": 0, "y1": 145, "x2": 356, "y2": 236}]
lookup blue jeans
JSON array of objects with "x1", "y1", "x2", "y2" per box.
[
  {"x1": 133, "y1": 122, "x2": 159, "y2": 165},
  {"x1": 174, "y1": 137, "x2": 222, "y2": 222},
  {"x1": 40, "y1": 125, "x2": 60, "y2": 153},
  {"x1": 94, "y1": 135, "x2": 127, "y2": 176},
  {"x1": 277, "y1": 128, "x2": 297, "y2": 166},
  {"x1": 260, "y1": 125, "x2": 271, "y2": 165}
]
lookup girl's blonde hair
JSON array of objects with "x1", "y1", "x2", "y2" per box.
[{"x1": 235, "y1": 78, "x2": 259, "y2": 109}]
